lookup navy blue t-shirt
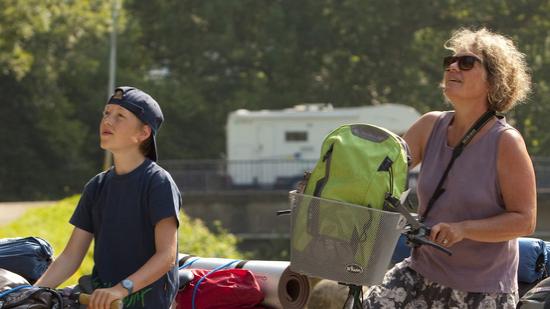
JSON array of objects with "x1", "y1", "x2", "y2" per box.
[{"x1": 70, "y1": 159, "x2": 181, "y2": 309}]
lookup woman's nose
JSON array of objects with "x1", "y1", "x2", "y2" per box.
[{"x1": 446, "y1": 60, "x2": 460, "y2": 72}]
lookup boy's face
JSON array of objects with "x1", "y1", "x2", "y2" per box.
[{"x1": 100, "y1": 104, "x2": 151, "y2": 154}]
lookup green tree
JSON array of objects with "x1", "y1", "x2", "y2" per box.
[
  {"x1": 0, "y1": 195, "x2": 242, "y2": 286},
  {"x1": 0, "y1": 1, "x2": 113, "y2": 200},
  {"x1": 4, "y1": 0, "x2": 550, "y2": 200},
  {"x1": 125, "y1": 0, "x2": 550, "y2": 157}
]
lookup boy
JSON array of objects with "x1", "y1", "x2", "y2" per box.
[{"x1": 36, "y1": 87, "x2": 181, "y2": 309}]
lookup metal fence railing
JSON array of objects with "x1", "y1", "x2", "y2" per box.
[
  {"x1": 533, "y1": 157, "x2": 550, "y2": 192},
  {"x1": 160, "y1": 157, "x2": 550, "y2": 193},
  {"x1": 161, "y1": 159, "x2": 318, "y2": 192}
]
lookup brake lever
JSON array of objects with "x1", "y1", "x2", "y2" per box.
[
  {"x1": 408, "y1": 234, "x2": 452, "y2": 256},
  {"x1": 405, "y1": 226, "x2": 452, "y2": 256}
]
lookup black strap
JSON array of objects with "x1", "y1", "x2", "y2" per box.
[
  {"x1": 178, "y1": 254, "x2": 196, "y2": 267},
  {"x1": 234, "y1": 260, "x2": 248, "y2": 269},
  {"x1": 421, "y1": 110, "x2": 498, "y2": 220}
]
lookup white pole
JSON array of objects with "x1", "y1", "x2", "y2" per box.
[{"x1": 103, "y1": 0, "x2": 119, "y2": 171}]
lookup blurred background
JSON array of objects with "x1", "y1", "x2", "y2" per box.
[{"x1": 2, "y1": 0, "x2": 550, "y2": 259}]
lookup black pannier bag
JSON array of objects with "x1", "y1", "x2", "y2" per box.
[{"x1": 0, "y1": 237, "x2": 53, "y2": 283}]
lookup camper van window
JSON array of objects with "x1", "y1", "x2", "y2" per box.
[{"x1": 285, "y1": 131, "x2": 308, "y2": 142}]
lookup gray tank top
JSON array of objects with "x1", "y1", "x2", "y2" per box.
[{"x1": 409, "y1": 111, "x2": 519, "y2": 293}]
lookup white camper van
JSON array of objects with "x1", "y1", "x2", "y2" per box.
[{"x1": 226, "y1": 103, "x2": 421, "y2": 188}]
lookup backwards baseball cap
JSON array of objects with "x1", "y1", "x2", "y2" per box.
[{"x1": 107, "y1": 86, "x2": 164, "y2": 161}]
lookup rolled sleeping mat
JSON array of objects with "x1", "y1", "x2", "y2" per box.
[
  {"x1": 518, "y1": 237, "x2": 547, "y2": 284},
  {"x1": 178, "y1": 254, "x2": 310, "y2": 309},
  {"x1": 0, "y1": 268, "x2": 30, "y2": 291}
]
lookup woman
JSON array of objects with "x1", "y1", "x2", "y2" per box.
[
  {"x1": 364, "y1": 28, "x2": 536, "y2": 308},
  {"x1": 36, "y1": 87, "x2": 181, "y2": 309}
]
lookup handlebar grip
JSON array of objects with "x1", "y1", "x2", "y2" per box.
[{"x1": 79, "y1": 293, "x2": 124, "y2": 309}]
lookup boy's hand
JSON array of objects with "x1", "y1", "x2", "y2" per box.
[{"x1": 88, "y1": 285, "x2": 126, "y2": 309}]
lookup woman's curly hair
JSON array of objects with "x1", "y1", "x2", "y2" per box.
[{"x1": 444, "y1": 28, "x2": 531, "y2": 112}]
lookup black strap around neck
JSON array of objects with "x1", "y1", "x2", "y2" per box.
[{"x1": 421, "y1": 110, "x2": 499, "y2": 221}]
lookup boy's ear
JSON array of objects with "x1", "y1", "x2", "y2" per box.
[{"x1": 139, "y1": 125, "x2": 152, "y2": 142}]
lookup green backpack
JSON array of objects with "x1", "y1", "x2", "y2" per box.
[
  {"x1": 303, "y1": 123, "x2": 409, "y2": 205},
  {"x1": 292, "y1": 123, "x2": 410, "y2": 270}
]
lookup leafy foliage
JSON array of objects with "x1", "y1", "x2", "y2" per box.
[
  {"x1": 0, "y1": 0, "x2": 114, "y2": 200},
  {"x1": 127, "y1": 0, "x2": 550, "y2": 158},
  {"x1": 0, "y1": 195, "x2": 243, "y2": 286},
  {"x1": 178, "y1": 217, "x2": 242, "y2": 259},
  {"x1": 0, "y1": 196, "x2": 92, "y2": 286},
  {"x1": 3, "y1": 0, "x2": 550, "y2": 199}
]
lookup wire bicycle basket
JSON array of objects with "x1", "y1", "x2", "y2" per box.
[{"x1": 289, "y1": 191, "x2": 407, "y2": 286}]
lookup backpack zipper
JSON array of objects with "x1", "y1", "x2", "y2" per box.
[{"x1": 313, "y1": 144, "x2": 334, "y2": 197}]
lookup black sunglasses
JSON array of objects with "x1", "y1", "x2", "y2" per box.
[{"x1": 443, "y1": 55, "x2": 482, "y2": 71}]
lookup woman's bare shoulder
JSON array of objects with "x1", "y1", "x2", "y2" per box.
[
  {"x1": 407, "y1": 111, "x2": 444, "y2": 136},
  {"x1": 498, "y1": 127, "x2": 528, "y2": 158},
  {"x1": 420, "y1": 111, "x2": 445, "y2": 125},
  {"x1": 404, "y1": 111, "x2": 446, "y2": 167}
]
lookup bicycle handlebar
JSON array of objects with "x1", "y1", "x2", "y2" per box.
[{"x1": 78, "y1": 293, "x2": 123, "y2": 309}]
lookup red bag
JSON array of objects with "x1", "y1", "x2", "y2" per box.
[{"x1": 175, "y1": 268, "x2": 265, "y2": 309}]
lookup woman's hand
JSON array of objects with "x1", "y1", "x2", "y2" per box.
[
  {"x1": 88, "y1": 285, "x2": 126, "y2": 309},
  {"x1": 430, "y1": 222, "x2": 465, "y2": 247}
]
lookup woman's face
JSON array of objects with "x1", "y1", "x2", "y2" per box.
[{"x1": 443, "y1": 48, "x2": 489, "y2": 106}]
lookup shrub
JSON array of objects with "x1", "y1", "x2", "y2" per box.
[{"x1": 0, "y1": 195, "x2": 243, "y2": 287}]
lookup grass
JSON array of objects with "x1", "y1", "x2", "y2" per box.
[
  {"x1": 0, "y1": 196, "x2": 91, "y2": 286},
  {"x1": 0, "y1": 195, "x2": 243, "y2": 287}
]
